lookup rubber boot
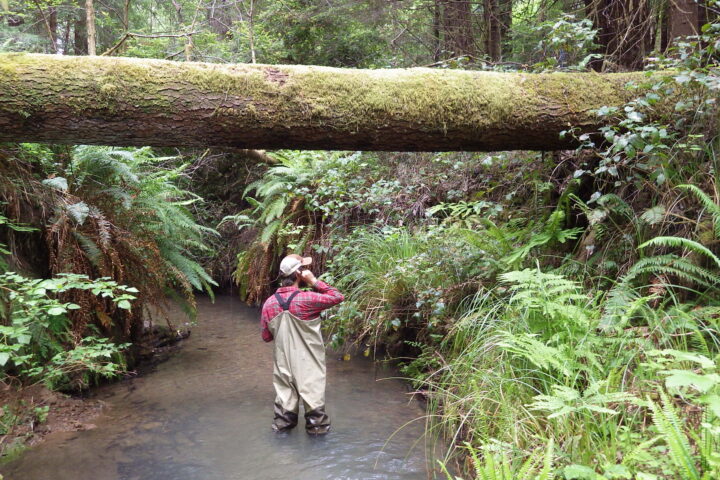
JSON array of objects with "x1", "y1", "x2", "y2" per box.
[
  {"x1": 304, "y1": 406, "x2": 330, "y2": 435},
  {"x1": 272, "y1": 402, "x2": 299, "y2": 432}
]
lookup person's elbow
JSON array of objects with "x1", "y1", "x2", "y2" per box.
[{"x1": 328, "y1": 292, "x2": 344, "y2": 307}]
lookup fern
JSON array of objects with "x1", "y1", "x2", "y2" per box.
[
  {"x1": 72, "y1": 232, "x2": 102, "y2": 267},
  {"x1": 648, "y1": 391, "x2": 701, "y2": 480},
  {"x1": 639, "y1": 236, "x2": 720, "y2": 269},
  {"x1": 503, "y1": 210, "x2": 584, "y2": 266},
  {"x1": 263, "y1": 197, "x2": 289, "y2": 224},
  {"x1": 678, "y1": 184, "x2": 720, "y2": 238},
  {"x1": 622, "y1": 254, "x2": 720, "y2": 289},
  {"x1": 444, "y1": 440, "x2": 555, "y2": 480},
  {"x1": 497, "y1": 331, "x2": 574, "y2": 377},
  {"x1": 260, "y1": 218, "x2": 282, "y2": 244}
]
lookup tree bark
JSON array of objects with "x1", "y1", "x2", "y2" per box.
[
  {"x1": 85, "y1": 0, "x2": 97, "y2": 55},
  {"x1": 668, "y1": 0, "x2": 699, "y2": 42},
  {"x1": 442, "y1": 0, "x2": 475, "y2": 56},
  {"x1": 484, "y1": 0, "x2": 501, "y2": 61},
  {"x1": 0, "y1": 53, "x2": 655, "y2": 152},
  {"x1": 74, "y1": 0, "x2": 88, "y2": 55},
  {"x1": 586, "y1": 0, "x2": 654, "y2": 71},
  {"x1": 499, "y1": 0, "x2": 512, "y2": 57},
  {"x1": 432, "y1": 1, "x2": 442, "y2": 61},
  {"x1": 207, "y1": 0, "x2": 231, "y2": 37}
]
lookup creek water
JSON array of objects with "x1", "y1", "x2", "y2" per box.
[{"x1": 2, "y1": 296, "x2": 442, "y2": 480}]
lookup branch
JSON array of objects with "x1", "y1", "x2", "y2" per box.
[
  {"x1": 30, "y1": 0, "x2": 58, "y2": 53},
  {"x1": 101, "y1": 31, "x2": 201, "y2": 56}
]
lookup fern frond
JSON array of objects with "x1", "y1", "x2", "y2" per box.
[
  {"x1": 639, "y1": 237, "x2": 720, "y2": 268},
  {"x1": 72, "y1": 232, "x2": 103, "y2": 268},
  {"x1": 678, "y1": 184, "x2": 720, "y2": 237},
  {"x1": 648, "y1": 391, "x2": 701, "y2": 480},
  {"x1": 260, "y1": 219, "x2": 282, "y2": 244},
  {"x1": 263, "y1": 197, "x2": 289, "y2": 224}
]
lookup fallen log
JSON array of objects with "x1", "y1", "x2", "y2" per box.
[{"x1": 0, "y1": 53, "x2": 648, "y2": 151}]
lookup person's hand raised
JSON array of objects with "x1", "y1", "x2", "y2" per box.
[{"x1": 300, "y1": 269, "x2": 318, "y2": 287}]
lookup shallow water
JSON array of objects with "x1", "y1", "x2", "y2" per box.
[{"x1": 2, "y1": 296, "x2": 441, "y2": 480}]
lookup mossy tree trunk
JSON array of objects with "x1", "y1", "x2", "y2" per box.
[{"x1": 0, "y1": 53, "x2": 651, "y2": 151}]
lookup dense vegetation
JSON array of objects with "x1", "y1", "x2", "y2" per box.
[{"x1": 2, "y1": 0, "x2": 720, "y2": 478}]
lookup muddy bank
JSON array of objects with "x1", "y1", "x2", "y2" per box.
[
  {"x1": 2, "y1": 296, "x2": 440, "y2": 480},
  {"x1": 0, "y1": 384, "x2": 103, "y2": 462}
]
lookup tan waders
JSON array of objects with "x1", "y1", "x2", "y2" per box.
[{"x1": 268, "y1": 291, "x2": 331, "y2": 435}]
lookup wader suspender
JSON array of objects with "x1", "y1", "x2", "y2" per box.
[
  {"x1": 274, "y1": 290, "x2": 301, "y2": 311},
  {"x1": 270, "y1": 288, "x2": 331, "y2": 434}
]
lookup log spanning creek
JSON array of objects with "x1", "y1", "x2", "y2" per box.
[{"x1": 3, "y1": 297, "x2": 442, "y2": 480}]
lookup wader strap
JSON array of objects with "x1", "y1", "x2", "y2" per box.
[{"x1": 274, "y1": 290, "x2": 301, "y2": 311}]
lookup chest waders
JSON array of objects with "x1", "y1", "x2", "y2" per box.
[{"x1": 268, "y1": 291, "x2": 331, "y2": 434}]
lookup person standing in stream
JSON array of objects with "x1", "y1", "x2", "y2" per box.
[{"x1": 260, "y1": 254, "x2": 344, "y2": 435}]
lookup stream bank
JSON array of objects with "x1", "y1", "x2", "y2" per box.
[{"x1": 1, "y1": 296, "x2": 439, "y2": 480}]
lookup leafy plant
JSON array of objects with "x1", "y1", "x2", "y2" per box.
[{"x1": 0, "y1": 271, "x2": 133, "y2": 388}]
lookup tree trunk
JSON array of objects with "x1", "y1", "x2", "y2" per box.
[
  {"x1": 207, "y1": 0, "x2": 231, "y2": 37},
  {"x1": 668, "y1": 0, "x2": 699, "y2": 42},
  {"x1": 586, "y1": 0, "x2": 653, "y2": 71},
  {"x1": 484, "y1": 0, "x2": 501, "y2": 61},
  {"x1": 0, "y1": 53, "x2": 655, "y2": 152},
  {"x1": 74, "y1": 0, "x2": 88, "y2": 55},
  {"x1": 499, "y1": 0, "x2": 512, "y2": 57},
  {"x1": 442, "y1": 0, "x2": 475, "y2": 56},
  {"x1": 432, "y1": 1, "x2": 442, "y2": 61},
  {"x1": 247, "y1": 0, "x2": 257, "y2": 64},
  {"x1": 48, "y1": 6, "x2": 58, "y2": 49},
  {"x1": 85, "y1": 0, "x2": 96, "y2": 55}
]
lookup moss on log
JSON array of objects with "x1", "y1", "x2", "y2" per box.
[{"x1": 0, "y1": 53, "x2": 650, "y2": 151}]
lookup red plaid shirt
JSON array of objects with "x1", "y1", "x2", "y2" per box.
[{"x1": 260, "y1": 280, "x2": 344, "y2": 342}]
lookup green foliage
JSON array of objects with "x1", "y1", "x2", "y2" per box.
[
  {"x1": 441, "y1": 440, "x2": 555, "y2": 480},
  {"x1": 262, "y1": 0, "x2": 391, "y2": 67},
  {"x1": 647, "y1": 391, "x2": 704, "y2": 480},
  {"x1": 32, "y1": 145, "x2": 218, "y2": 318},
  {"x1": 0, "y1": 271, "x2": 132, "y2": 388},
  {"x1": 4, "y1": 1, "x2": 720, "y2": 477},
  {"x1": 532, "y1": 14, "x2": 600, "y2": 71},
  {"x1": 0, "y1": 210, "x2": 34, "y2": 271}
]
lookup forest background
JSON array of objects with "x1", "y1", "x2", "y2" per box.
[{"x1": 1, "y1": 0, "x2": 720, "y2": 479}]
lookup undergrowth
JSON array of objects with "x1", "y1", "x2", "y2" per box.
[{"x1": 223, "y1": 17, "x2": 720, "y2": 479}]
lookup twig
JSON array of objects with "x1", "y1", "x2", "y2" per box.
[
  {"x1": 31, "y1": 0, "x2": 58, "y2": 53},
  {"x1": 101, "y1": 31, "x2": 200, "y2": 56}
]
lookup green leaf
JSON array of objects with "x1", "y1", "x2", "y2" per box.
[
  {"x1": 602, "y1": 464, "x2": 631, "y2": 479},
  {"x1": 42, "y1": 176, "x2": 68, "y2": 192},
  {"x1": 118, "y1": 300, "x2": 132, "y2": 310},
  {"x1": 640, "y1": 205, "x2": 666, "y2": 225},
  {"x1": 66, "y1": 202, "x2": 90, "y2": 225},
  {"x1": 47, "y1": 307, "x2": 66, "y2": 316},
  {"x1": 563, "y1": 464, "x2": 598, "y2": 479},
  {"x1": 635, "y1": 473, "x2": 658, "y2": 480},
  {"x1": 662, "y1": 370, "x2": 720, "y2": 393},
  {"x1": 700, "y1": 394, "x2": 720, "y2": 417},
  {"x1": 0, "y1": 352, "x2": 9, "y2": 366}
]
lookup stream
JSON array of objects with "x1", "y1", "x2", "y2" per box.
[{"x1": 2, "y1": 296, "x2": 441, "y2": 480}]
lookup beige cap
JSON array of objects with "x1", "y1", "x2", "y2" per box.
[{"x1": 279, "y1": 254, "x2": 312, "y2": 277}]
